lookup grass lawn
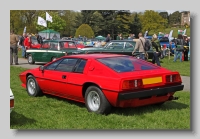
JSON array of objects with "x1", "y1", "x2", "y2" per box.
[
  {"x1": 148, "y1": 27, "x2": 190, "y2": 37},
  {"x1": 10, "y1": 66, "x2": 190, "y2": 129},
  {"x1": 159, "y1": 56, "x2": 190, "y2": 76}
]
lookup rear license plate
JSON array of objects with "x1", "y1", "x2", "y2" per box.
[{"x1": 142, "y1": 77, "x2": 162, "y2": 85}]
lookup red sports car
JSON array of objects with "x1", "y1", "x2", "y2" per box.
[{"x1": 19, "y1": 54, "x2": 184, "y2": 114}]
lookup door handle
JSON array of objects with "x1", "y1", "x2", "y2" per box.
[{"x1": 62, "y1": 75, "x2": 67, "y2": 79}]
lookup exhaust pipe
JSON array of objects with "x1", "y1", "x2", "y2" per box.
[{"x1": 168, "y1": 96, "x2": 179, "y2": 100}]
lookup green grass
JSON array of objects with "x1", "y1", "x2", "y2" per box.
[
  {"x1": 148, "y1": 27, "x2": 190, "y2": 38},
  {"x1": 10, "y1": 66, "x2": 190, "y2": 129},
  {"x1": 159, "y1": 56, "x2": 190, "y2": 76}
]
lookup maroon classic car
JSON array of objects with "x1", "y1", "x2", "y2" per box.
[{"x1": 19, "y1": 54, "x2": 184, "y2": 115}]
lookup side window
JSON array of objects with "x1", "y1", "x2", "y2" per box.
[
  {"x1": 107, "y1": 42, "x2": 124, "y2": 49},
  {"x1": 50, "y1": 42, "x2": 58, "y2": 50},
  {"x1": 45, "y1": 59, "x2": 63, "y2": 70},
  {"x1": 55, "y1": 58, "x2": 79, "y2": 72},
  {"x1": 125, "y1": 42, "x2": 134, "y2": 49},
  {"x1": 68, "y1": 42, "x2": 76, "y2": 48},
  {"x1": 42, "y1": 42, "x2": 50, "y2": 49},
  {"x1": 74, "y1": 59, "x2": 87, "y2": 73}
]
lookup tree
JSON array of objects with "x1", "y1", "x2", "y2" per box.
[
  {"x1": 75, "y1": 24, "x2": 94, "y2": 38},
  {"x1": 10, "y1": 10, "x2": 38, "y2": 34},
  {"x1": 116, "y1": 10, "x2": 131, "y2": 38},
  {"x1": 35, "y1": 11, "x2": 66, "y2": 33},
  {"x1": 129, "y1": 13, "x2": 142, "y2": 38},
  {"x1": 169, "y1": 11, "x2": 181, "y2": 26},
  {"x1": 59, "y1": 10, "x2": 80, "y2": 37},
  {"x1": 139, "y1": 10, "x2": 167, "y2": 33},
  {"x1": 89, "y1": 11, "x2": 104, "y2": 36},
  {"x1": 159, "y1": 12, "x2": 169, "y2": 28}
]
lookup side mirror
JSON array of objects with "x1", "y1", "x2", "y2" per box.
[{"x1": 39, "y1": 66, "x2": 45, "y2": 72}]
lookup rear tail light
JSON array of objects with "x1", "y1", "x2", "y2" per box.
[
  {"x1": 166, "y1": 74, "x2": 182, "y2": 83},
  {"x1": 122, "y1": 79, "x2": 143, "y2": 90},
  {"x1": 10, "y1": 99, "x2": 14, "y2": 108}
]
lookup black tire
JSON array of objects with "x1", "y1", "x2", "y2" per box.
[
  {"x1": 85, "y1": 86, "x2": 111, "y2": 115},
  {"x1": 26, "y1": 75, "x2": 42, "y2": 97},
  {"x1": 27, "y1": 54, "x2": 35, "y2": 64}
]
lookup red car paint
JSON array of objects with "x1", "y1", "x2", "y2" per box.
[{"x1": 19, "y1": 54, "x2": 184, "y2": 113}]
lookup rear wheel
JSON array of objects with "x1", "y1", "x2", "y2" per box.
[
  {"x1": 27, "y1": 54, "x2": 35, "y2": 64},
  {"x1": 85, "y1": 86, "x2": 111, "y2": 115},
  {"x1": 26, "y1": 75, "x2": 42, "y2": 97}
]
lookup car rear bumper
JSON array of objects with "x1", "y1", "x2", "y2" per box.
[{"x1": 118, "y1": 84, "x2": 184, "y2": 100}]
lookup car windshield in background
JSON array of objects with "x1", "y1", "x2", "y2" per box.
[
  {"x1": 31, "y1": 36, "x2": 38, "y2": 44},
  {"x1": 97, "y1": 56, "x2": 159, "y2": 73}
]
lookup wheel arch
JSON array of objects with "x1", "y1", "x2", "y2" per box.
[{"x1": 82, "y1": 82, "x2": 101, "y2": 98}]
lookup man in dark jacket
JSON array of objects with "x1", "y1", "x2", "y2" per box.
[
  {"x1": 105, "y1": 34, "x2": 111, "y2": 43},
  {"x1": 19, "y1": 33, "x2": 26, "y2": 58},
  {"x1": 35, "y1": 34, "x2": 43, "y2": 44}
]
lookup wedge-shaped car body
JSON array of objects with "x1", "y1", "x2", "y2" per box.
[
  {"x1": 26, "y1": 40, "x2": 85, "y2": 64},
  {"x1": 19, "y1": 54, "x2": 184, "y2": 114},
  {"x1": 80, "y1": 40, "x2": 154, "y2": 59},
  {"x1": 10, "y1": 88, "x2": 14, "y2": 113}
]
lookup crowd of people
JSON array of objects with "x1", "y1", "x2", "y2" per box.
[
  {"x1": 10, "y1": 30, "x2": 190, "y2": 66},
  {"x1": 131, "y1": 32, "x2": 190, "y2": 66},
  {"x1": 10, "y1": 31, "x2": 43, "y2": 65}
]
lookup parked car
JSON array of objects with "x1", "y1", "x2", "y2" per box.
[
  {"x1": 81, "y1": 40, "x2": 154, "y2": 59},
  {"x1": 83, "y1": 40, "x2": 94, "y2": 47},
  {"x1": 26, "y1": 40, "x2": 85, "y2": 64},
  {"x1": 159, "y1": 37, "x2": 176, "y2": 54},
  {"x1": 19, "y1": 54, "x2": 184, "y2": 115},
  {"x1": 10, "y1": 88, "x2": 14, "y2": 113}
]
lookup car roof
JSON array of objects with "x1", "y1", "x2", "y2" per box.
[
  {"x1": 63, "y1": 53, "x2": 127, "y2": 59},
  {"x1": 110, "y1": 40, "x2": 136, "y2": 42}
]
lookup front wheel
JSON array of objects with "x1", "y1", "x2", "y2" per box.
[
  {"x1": 26, "y1": 75, "x2": 42, "y2": 97},
  {"x1": 85, "y1": 86, "x2": 111, "y2": 115},
  {"x1": 27, "y1": 54, "x2": 35, "y2": 64}
]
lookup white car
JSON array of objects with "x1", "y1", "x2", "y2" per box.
[{"x1": 10, "y1": 88, "x2": 14, "y2": 113}]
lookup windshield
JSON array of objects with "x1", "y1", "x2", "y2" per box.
[{"x1": 97, "y1": 56, "x2": 159, "y2": 73}]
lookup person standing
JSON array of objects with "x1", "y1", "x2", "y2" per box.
[
  {"x1": 35, "y1": 34, "x2": 43, "y2": 44},
  {"x1": 116, "y1": 33, "x2": 121, "y2": 40},
  {"x1": 173, "y1": 34, "x2": 184, "y2": 62},
  {"x1": 183, "y1": 37, "x2": 189, "y2": 61},
  {"x1": 132, "y1": 32, "x2": 146, "y2": 60},
  {"x1": 105, "y1": 34, "x2": 111, "y2": 43},
  {"x1": 151, "y1": 34, "x2": 161, "y2": 66},
  {"x1": 24, "y1": 35, "x2": 32, "y2": 56},
  {"x1": 19, "y1": 33, "x2": 26, "y2": 58},
  {"x1": 10, "y1": 30, "x2": 19, "y2": 65}
]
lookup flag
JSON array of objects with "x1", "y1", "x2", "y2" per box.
[
  {"x1": 46, "y1": 12, "x2": 53, "y2": 23},
  {"x1": 183, "y1": 29, "x2": 186, "y2": 35},
  {"x1": 144, "y1": 31, "x2": 148, "y2": 38},
  {"x1": 178, "y1": 30, "x2": 184, "y2": 35},
  {"x1": 23, "y1": 26, "x2": 26, "y2": 33},
  {"x1": 37, "y1": 16, "x2": 47, "y2": 27}
]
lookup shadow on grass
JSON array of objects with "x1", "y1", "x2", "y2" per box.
[
  {"x1": 10, "y1": 111, "x2": 36, "y2": 127},
  {"x1": 111, "y1": 101, "x2": 189, "y2": 116},
  {"x1": 43, "y1": 94, "x2": 189, "y2": 116},
  {"x1": 44, "y1": 94, "x2": 85, "y2": 108}
]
